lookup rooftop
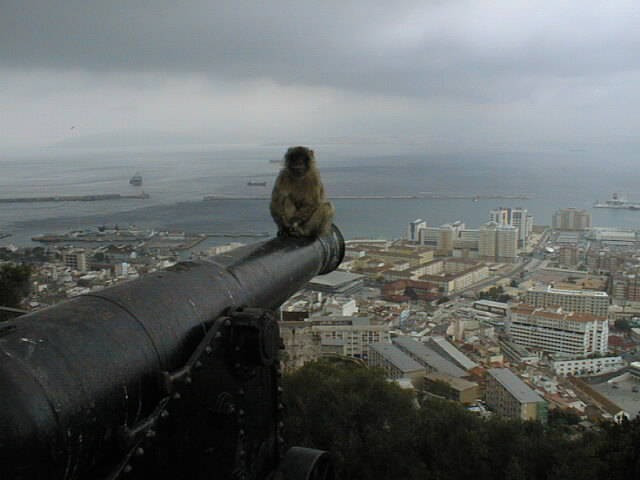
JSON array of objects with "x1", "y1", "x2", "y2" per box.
[
  {"x1": 512, "y1": 304, "x2": 606, "y2": 322},
  {"x1": 370, "y1": 343, "x2": 425, "y2": 373},
  {"x1": 308, "y1": 270, "x2": 364, "y2": 287},
  {"x1": 528, "y1": 286, "x2": 609, "y2": 298},
  {"x1": 488, "y1": 368, "x2": 545, "y2": 404},
  {"x1": 393, "y1": 336, "x2": 467, "y2": 377}
]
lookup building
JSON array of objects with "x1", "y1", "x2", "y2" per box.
[
  {"x1": 552, "y1": 208, "x2": 591, "y2": 231},
  {"x1": 473, "y1": 299, "x2": 510, "y2": 316},
  {"x1": 62, "y1": 249, "x2": 87, "y2": 273},
  {"x1": 408, "y1": 219, "x2": 427, "y2": 242},
  {"x1": 307, "y1": 271, "x2": 364, "y2": 295},
  {"x1": 508, "y1": 304, "x2": 609, "y2": 356},
  {"x1": 424, "y1": 372, "x2": 480, "y2": 404},
  {"x1": 478, "y1": 222, "x2": 518, "y2": 262},
  {"x1": 368, "y1": 343, "x2": 426, "y2": 382},
  {"x1": 486, "y1": 368, "x2": 547, "y2": 423},
  {"x1": 489, "y1": 207, "x2": 533, "y2": 247},
  {"x1": 392, "y1": 336, "x2": 467, "y2": 377},
  {"x1": 279, "y1": 321, "x2": 321, "y2": 372},
  {"x1": 524, "y1": 286, "x2": 609, "y2": 317},
  {"x1": 424, "y1": 336, "x2": 478, "y2": 371},
  {"x1": 552, "y1": 356, "x2": 625, "y2": 377},
  {"x1": 309, "y1": 316, "x2": 390, "y2": 359},
  {"x1": 499, "y1": 340, "x2": 539, "y2": 365}
]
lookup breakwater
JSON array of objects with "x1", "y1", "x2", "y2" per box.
[
  {"x1": 203, "y1": 193, "x2": 531, "y2": 201},
  {"x1": 0, "y1": 193, "x2": 150, "y2": 203}
]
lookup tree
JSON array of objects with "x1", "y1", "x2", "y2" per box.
[
  {"x1": 0, "y1": 263, "x2": 31, "y2": 308},
  {"x1": 283, "y1": 360, "x2": 425, "y2": 480}
]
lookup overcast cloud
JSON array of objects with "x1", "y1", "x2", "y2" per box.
[{"x1": 1, "y1": 0, "x2": 639, "y2": 153}]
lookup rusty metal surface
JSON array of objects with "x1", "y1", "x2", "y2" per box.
[{"x1": 0, "y1": 226, "x2": 344, "y2": 479}]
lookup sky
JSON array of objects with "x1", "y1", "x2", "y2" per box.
[{"x1": 1, "y1": 0, "x2": 639, "y2": 155}]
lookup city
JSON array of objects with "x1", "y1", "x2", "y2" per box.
[{"x1": 4, "y1": 205, "x2": 640, "y2": 428}]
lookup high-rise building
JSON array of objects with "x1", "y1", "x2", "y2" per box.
[
  {"x1": 552, "y1": 208, "x2": 591, "y2": 231},
  {"x1": 508, "y1": 304, "x2": 608, "y2": 356},
  {"x1": 524, "y1": 286, "x2": 609, "y2": 317},
  {"x1": 62, "y1": 249, "x2": 87, "y2": 273},
  {"x1": 478, "y1": 222, "x2": 518, "y2": 262},
  {"x1": 489, "y1": 207, "x2": 533, "y2": 247},
  {"x1": 408, "y1": 219, "x2": 426, "y2": 242},
  {"x1": 486, "y1": 368, "x2": 548, "y2": 423}
]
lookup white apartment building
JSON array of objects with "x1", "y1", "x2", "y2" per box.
[
  {"x1": 552, "y1": 356, "x2": 625, "y2": 377},
  {"x1": 524, "y1": 286, "x2": 609, "y2": 317},
  {"x1": 310, "y1": 316, "x2": 390, "y2": 359},
  {"x1": 489, "y1": 207, "x2": 533, "y2": 247},
  {"x1": 408, "y1": 219, "x2": 427, "y2": 242},
  {"x1": 507, "y1": 305, "x2": 608, "y2": 356}
]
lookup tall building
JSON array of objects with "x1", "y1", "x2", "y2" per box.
[
  {"x1": 524, "y1": 286, "x2": 609, "y2": 317},
  {"x1": 508, "y1": 304, "x2": 608, "y2": 356},
  {"x1": 408, "y1": 219, "x2": 426, "y2": 242},
  {"x1": 552, "y1": 208, "x2": 591, "y2": 231},
  {"x1": 486, "y1": 368, "x2": 548, "y2": 423},
  {"x1": 479, "y1": 222, "x2": 518, "y2": 262},
  {"x1": 62, "y1": 249, "x2": 87, "y2": 273},
  {"x1": 489, "y1": 207, "x2": 533, "y2": 247}
]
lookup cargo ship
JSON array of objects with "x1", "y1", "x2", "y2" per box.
[
  {"x1": 594, "y1": 193, "x2": 640, "y2": 210},
  {"x1": 247, "y1": 181, "x2": 267, "y2": 186}
]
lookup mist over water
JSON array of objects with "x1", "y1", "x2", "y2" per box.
[{"x1": 1, "y1": 146, "x2": 640, "y2": 246}]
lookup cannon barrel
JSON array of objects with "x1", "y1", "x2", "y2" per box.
[{"x1": 0, "y1": 226, "x2": 344, "y2": 479}]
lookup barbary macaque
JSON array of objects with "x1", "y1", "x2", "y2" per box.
[{"x1": 270, "y1": 146, "x2": 334, "y2": 238}]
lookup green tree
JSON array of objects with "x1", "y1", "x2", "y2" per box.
[
  {"x1": 283, "y1": 360, "x2": 425, "y2": 480},
  {"x1": 0, "y1": 263, "x2": 31, "y2": 308}
]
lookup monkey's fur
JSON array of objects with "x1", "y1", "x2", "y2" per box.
[{"x1": 270, "y1": 146, "x2": 335, "y2": 238}]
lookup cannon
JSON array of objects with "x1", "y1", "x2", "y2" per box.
[{"x1": 0, "y1": 226, "x2": 344, "y2": 480}]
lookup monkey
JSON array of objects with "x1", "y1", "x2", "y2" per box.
[{"x1": 270, "y1": 146, "x2": 335, "y2": 238}]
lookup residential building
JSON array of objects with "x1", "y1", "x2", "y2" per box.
[
  {"x1": 486, "y1": 368, "x2": 548, "y2": 423},
  {"x1": 553, "y1": 208, "x2": 591, "y2": 231},
  {"x1": 307, "y1": 271, "x2": 364, "y2": 295},
  {"x1": 62, "y1": 249, "x2": 87, "y2": 273},
  {"x1": 479, "y1": 222, "x2": 518, "y2": 262},
  {"x1": 424, "y1": 372, "x2": 480, "y2": 404},
  {"x1": 392, "y1": 336, "x2": 467, "y2": 377},
  {"x1": 368, "y1": 343, "x2": 426, "y2": 382},
  {"x1": 508, "y1": 304, "x2": 609, "y2": 356},
  {"x1": 524, "y1": 286, "x2": 609, "y2": 317},
  {"x1": 408, "y1": 219, "x2": 427, "y2": 242},
  {"x1": 552, "y1": 356, "x2": 625, "y2": 377},
  {"x1": 310, "y1": 316, "x2": 390, "y2": 359},
  {"x1": 489, "y1": 207, "x2": 533, "y2": 247}
]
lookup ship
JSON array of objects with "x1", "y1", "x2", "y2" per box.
[
  {"x1": 594, "y1": 192, "x2": 640, "y2": 210},
  {"x1": 247, "y1": 181, "x2": 267, "y2": 187},
  {"x1": 129, "y1": 173, "x2": 143, "y2": 186}
]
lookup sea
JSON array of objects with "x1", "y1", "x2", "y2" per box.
[{"x1": 1, "y1": 145, "x2": 640, "y2": 251}]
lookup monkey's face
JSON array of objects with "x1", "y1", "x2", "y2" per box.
[{"x1": 285, "y1": 148, "x2": 312, "y2": 178}]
